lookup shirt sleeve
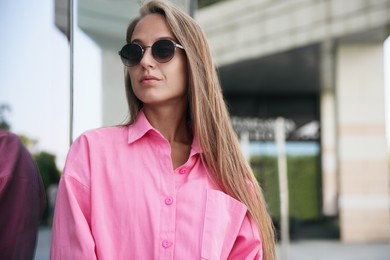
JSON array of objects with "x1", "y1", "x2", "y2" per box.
[
  {"x1": 228, "y1": 214, "x2": 263, "y2": 260},
  {"x1": 50, "y1": 136, "x2": 97, "y2": 260}
]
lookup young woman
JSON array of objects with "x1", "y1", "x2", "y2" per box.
[{"x1": 50, "y1": 1, "x2": 276, "y2": 259}]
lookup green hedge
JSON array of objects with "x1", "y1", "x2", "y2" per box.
[{"x1": 251, "y1": 155, "x2": 320, "y2": 221}]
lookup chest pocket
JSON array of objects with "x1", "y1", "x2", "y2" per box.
[{"x1": 201, "y1": 189, "x2": 247, "y2": 260}]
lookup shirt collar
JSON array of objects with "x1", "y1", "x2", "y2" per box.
[
  {"x1": 190, "y1": 134, "x2": 201, "y2": 155},
  {"x1": 127, "y1": 110, "x2": 155, "y2": 144},
  {"x1": 127, "y1": 111, "x2": 202, "y2": 154}
]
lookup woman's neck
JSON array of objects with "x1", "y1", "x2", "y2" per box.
[{"x1": 143, "y1": 104, "x2": 192, "y2": 145}]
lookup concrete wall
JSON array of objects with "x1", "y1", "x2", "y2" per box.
[
  {"x1": 102, "y1": 50, "x2": 128, "y2": 126},
  {"x1": 196, "y1": 0, "x2": 390, "y2": 66},
  {"x1": 336, "y1": 43, "x2": 390, "y2": 241}
]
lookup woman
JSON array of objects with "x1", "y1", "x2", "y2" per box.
[{"x1": 50, "y1": 1, "x2": 276, "y2": 259}]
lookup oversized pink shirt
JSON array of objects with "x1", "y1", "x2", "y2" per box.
[{"x1": 50, "y1": 111, "x2": 262, "y2": 260}]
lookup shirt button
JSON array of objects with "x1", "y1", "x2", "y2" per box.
[
  {"x1": 178, "y1": 168, "x2": 187, "y2": 174},
  {"x1": 165, "y1": 196, "x2": 173, "y2": 205},
  {"x1": 162, "y1": 240, "x2": 172, "y2": 248}
]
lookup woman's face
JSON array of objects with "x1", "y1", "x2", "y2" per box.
[{"x1": 128, "y1": 14, "x2": 188, "y2": 108}]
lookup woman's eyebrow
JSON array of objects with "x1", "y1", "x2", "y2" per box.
[{"x1": 131, "y1": 36, "x2": 176, "y2": 44}]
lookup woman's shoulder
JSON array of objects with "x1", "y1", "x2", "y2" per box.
[
  {"x1": 76, "y1": 125, "x2": 128, "y2": 142},
  {"x1": 65, "y1": 126, "x2": 129, "y2": 166},
  {"x1": 69, "y1": 126, "x2": 129, "y2": 152}
]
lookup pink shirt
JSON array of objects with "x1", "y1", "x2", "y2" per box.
[{"x1": 50, "y1": 112, "x2": 262, "y2": 260}]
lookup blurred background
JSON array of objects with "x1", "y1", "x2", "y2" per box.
[{"x1": 1, "y1": 0, "x2": 390, "y2": 259}]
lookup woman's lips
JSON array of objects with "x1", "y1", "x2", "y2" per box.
[{"x1": 140, "y1": 75, "x2": 159, "y2": 84}]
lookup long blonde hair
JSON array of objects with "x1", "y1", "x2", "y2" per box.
[{"x1": 123, "y1": 1, "x2": 276, "y2": 259}]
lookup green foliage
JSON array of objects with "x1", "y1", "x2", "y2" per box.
[
  {"x1": 0, "y1": 103, "x2": 11, "y2": 130},
  {"x1": 34, "y1": 151, "x2": 61, "y2": 190},
  {"x1": 251, "y1": 155, "x2": 320, "y2": 221},
  {"x1": 0, "y1": 121, "x2": 9, "y2": 130},
  {"x1": 19, "y1": 134, "x2": 38, "y2": 151},
  {"x1": 34, "y1": 151, "x2": 61, "y2": 226}
]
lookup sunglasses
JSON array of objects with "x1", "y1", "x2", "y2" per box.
[{"x1": 118, "y1": 39, "x2": 184, "y2": 67}]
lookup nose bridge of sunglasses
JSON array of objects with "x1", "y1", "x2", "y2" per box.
[{"x1": 139, "y1": 45, "x2": 154, "y2": 63}]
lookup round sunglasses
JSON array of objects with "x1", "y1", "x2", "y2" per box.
[{"x1": 118, "y1": 39, "x2": 184, "y2": 67}]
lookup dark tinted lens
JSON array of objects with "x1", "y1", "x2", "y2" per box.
[
  {"x1": 120, "y1": 43, "x2": 143, "y2": 66},
  {"x1": 152, "y1": 40, "x2": 175, "y2": 63}
]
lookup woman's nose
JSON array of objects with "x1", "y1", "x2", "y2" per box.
[{"x1": 139, "y1": 47, "x2": 155, "y2": 68}]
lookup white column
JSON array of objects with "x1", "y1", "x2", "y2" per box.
[
  {"x1": 320, "y1": 41, "x2": 338, "y2": 216},
  {"x1": 102, "y1": 50, "x2": 128, "y2": 126},
  {"x1": 336, "y1": 42, "x2": 390, "y2": 242}
]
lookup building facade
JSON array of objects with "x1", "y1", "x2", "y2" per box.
[{"x1": 55, "y1": 0, "x2": 390, "y2": 242}]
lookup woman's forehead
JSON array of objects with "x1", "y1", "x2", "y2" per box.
[{"x1": 131, "y1": 14, "x2": 175, "y2": 42}]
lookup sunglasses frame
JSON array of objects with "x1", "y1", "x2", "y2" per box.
[{"x1": 118, "y1": 39, "x2": 184, "y2": 67}]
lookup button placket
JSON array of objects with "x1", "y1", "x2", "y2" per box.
[{"x1": 158, "y1": 144, "x2": 176, "y2": 258}]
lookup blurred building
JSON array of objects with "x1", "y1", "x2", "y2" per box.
[{"x1": 55, "y1": 0, "x2": 390, "y2": 242}]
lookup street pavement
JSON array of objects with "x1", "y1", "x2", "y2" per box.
[{"x1": 35, "y1": 227, "x2": 390, "y2": 259}]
